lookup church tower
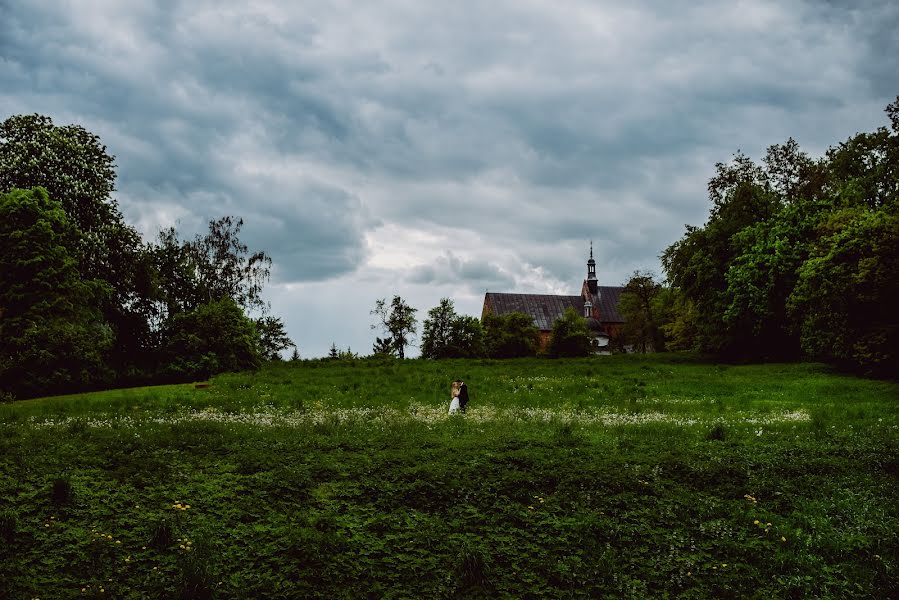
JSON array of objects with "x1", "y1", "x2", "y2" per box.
[{"x1": 586, "y1": 241, "x2": 598, "y2": 294}]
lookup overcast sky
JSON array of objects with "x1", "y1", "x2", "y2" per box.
[{"x1": 2, "y1": 0, "x2": 897, "y2": 357}]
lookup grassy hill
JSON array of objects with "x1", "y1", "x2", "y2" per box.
[{"x1": 1, "y1": 355, "x2": 897, "y2": 598}]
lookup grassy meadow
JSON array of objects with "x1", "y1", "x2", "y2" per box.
[{"x1": 1, "y1": 354, "x2": 897, "y2": 598}]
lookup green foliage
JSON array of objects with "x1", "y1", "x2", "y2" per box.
[
  {"x1": 789, "y1": 206, "x2": 899, "y2": 376},
  {"x1": 0, "y1": 114, "x2": 155, "y2": 378},
  {"x1": 618, "y1": 270, "x2": 665, "y2": 353},
  {"x1": 371, "y1": 336, "x2": 394, "y2": 356},
  {"x1": 254, "y1": 316, "x2": 295, "y2": 361},
  {"x1": 421, "y1": 298, "x2": 485, "y2": 359},
  {"x1": 657, "y1": 289, "x2": 700, "y2": 351},
  {"x1": 162, "y1": 298, "x2": 262, "y2": 380},
  {"x1": 547, "y1": 307, "x2": 593, "y2": 357},
  {"x1": 0, "y1": 114, "x2": 117, "y2": 239},
  {"x1": 662, "y1": 95, "x2": 899, "y2": 373},
  {"x1": 371, "y1": 296, "x2": 418, "y2": 359},
  {"x1": 482, "y1": 311, "x2": 540, "y2": 358},
  {"x1": 337, "y1": 347, "x2": 358, "y2": 360},
  {"x1": 0, "y1": 188, "x2": 113, "y2": 399}
]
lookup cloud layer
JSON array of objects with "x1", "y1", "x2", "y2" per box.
[{"x1": 3, "y1": 0, "x2": 897, "y2": 356}]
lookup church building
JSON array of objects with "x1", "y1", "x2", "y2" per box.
[{"x1": 481, "y1": 245, "x2": 625, "y2": 353}]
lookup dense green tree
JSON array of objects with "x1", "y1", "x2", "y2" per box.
[
  {"x1": 0, "y1": 188, "x2": 112, "y2": 399},
  {"x1": 789, "y1": 205, "x2": 899, "y2": 376},
  {"x1": 482, "y1": 312, "x2": 540, "y2": 358},
  {"x1": 328, "y1": 343, "x2": 340, "y2": 359},
  {"x1": 421, "y1": 298, "x2": 456, "y2": 359},
  {"x1": 421, "y1": 298, "x2": 485, "y2": 359},
  {"x1": 255, "y1": 316, "x2": 295, "y2": 361},
  {"x1": 618, "y1": 271, "x2": 664, "y2": 353},
  {"x1": 0, "y1": 115, "x2": 117, "y2": 240},
  {"x1": 0, "y1": 114, "x2": 156, "y2": 377},
  {"x1": 662, "y1": 95, "x2": 899, "y2": 372},
  {"x1": 371, "y1": 296, "x2": 418, "y2": 359},
  {"x1": 162, "y1": 297, "x2": 261, "y2": 380},
  {"x1": 447, "y1": 315, "x2": 485, "y2": 358},
  {"x1": 547, "y1": 307, "x2": 592, "y2": 358},
  {"x1": 655, "y1": 288, "x2": 699, "y2": 352},
  {"x1": 150, "y1": 218, "x2": 290, "y2": 366}
]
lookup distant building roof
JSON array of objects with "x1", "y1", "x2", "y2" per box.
[
  {"x1": 591, "y1": 285, "x2": 625, "y2": 323},
  {"x1": 484, "y1": 285, "x2": 625, "y2": 331},
  {"x1": 484, "y1": 293, "x2": 582, "y2": 331}
]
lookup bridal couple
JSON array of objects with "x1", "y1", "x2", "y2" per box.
[{"x1": 448, "y1": 380, "x2": 469, "y2": 414}]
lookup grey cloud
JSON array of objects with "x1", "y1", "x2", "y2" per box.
[
  {"x1": 3, "y1": 0, "x2": 898, "y2": 355},
  {"x1": 407, "y1": 252, "x2": 515, "y2": 292}
]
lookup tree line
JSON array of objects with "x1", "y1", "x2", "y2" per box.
[
  {"x1": 617, "y1": 96, "x2": 899, "y2": 376},
  {"x1": 0, "y1": 115, "x2": 294, "y2": 400},
  {"x1": 358, "y1": 295, "x2": 595, "y2": 360}
]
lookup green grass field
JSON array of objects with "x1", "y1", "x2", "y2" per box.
[{"x1": 1, "y1": 355, "x2": 897, "y2": 598}]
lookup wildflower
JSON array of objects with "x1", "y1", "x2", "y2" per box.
[
  {"x1": 781, "y1": 536, "x2": 786, "y2": 542},
  {"x1": 753, "y1": 520, "x2": 760, "y2": 525}
]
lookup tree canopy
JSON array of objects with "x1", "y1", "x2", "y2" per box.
[
  {"x1": 482, "y1": 312, "x2": 540, "y2": 359},
  {"x1": 0, "y1": 115, "x2": 293, "y2": 399},
  {"x1": 420, "y1": 298, "x2": 484, "y2": 359},
  {"x1": 662, "y1": 95, "x2": 899, "y2": 374},
  {"x1": 0, "y1": 188, "x2": 112, "y2": 398},
  {"x1": 371, "y1": 296, "x2": 418, "y2": 359},
  {"x1": 547, "y1": 307, "x2": 593, "y2": 358}
]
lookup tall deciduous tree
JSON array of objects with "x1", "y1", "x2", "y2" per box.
[
  {"x1": 482, "y1": 312, "x2": 540, "y2": 358},
  {"x1": 663, "y1": 95, "x2": 899, "y2": 372},
  {"x1": 188, "y1": 216, "x2": 272, "y2": 314},
  {"x1": 0, "y1": 114, "x2": 155, "y2": 376},
  {"x1": 618, "y1": 271, "x2": 664, "y2": 353},
  {"x1": 255, "y1": 316, "x2": 294, "y2": 361},
  {"x1": 0, "y1": 188, "x2": 112, "y2": 399},
  {"x1": 547, "y1": 307, "x2": 592, "y2": 358},
  {"x1": 371, "y1": 296, "x2": 417, "y2": 359},
  {"x1": 421, "y1": 298, "x2": 484, "y2": 359},
  {"x1": 162, "y1": 297, "x2": 261, "y2": 380}
]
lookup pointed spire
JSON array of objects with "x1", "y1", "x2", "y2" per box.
[{"x1": 587, "y1": 241, "x2": 598, "y2": 292}]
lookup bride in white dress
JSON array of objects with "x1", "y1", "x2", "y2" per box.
[{"x1": 448, "y1": 380, "x2": 462, "y2": 414}]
